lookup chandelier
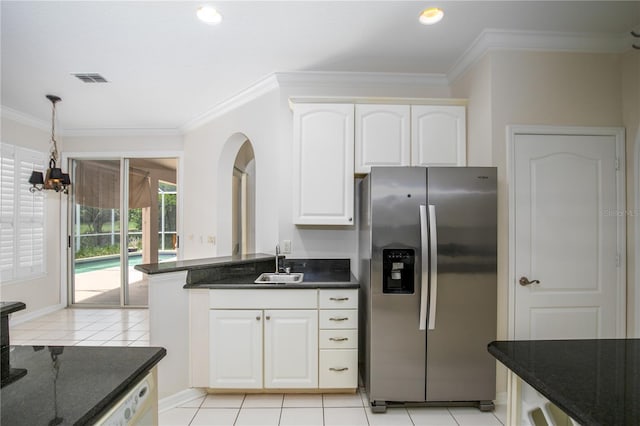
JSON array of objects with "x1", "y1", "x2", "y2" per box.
[{"x1": 29, "y1": 94, "x2": 71, "y2": 194}]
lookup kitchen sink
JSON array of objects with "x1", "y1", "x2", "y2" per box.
[{"x1": 254, "y1": 272, "x2": 304, "y2": 284}]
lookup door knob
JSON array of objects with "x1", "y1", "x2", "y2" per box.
[{"x1": 519, "y1": 276, "x2": 540, "y2": 286}]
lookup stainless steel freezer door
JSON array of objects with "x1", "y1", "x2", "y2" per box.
[
  {"x1": 425, "y1": 167, "x2": 497, "y2": 402},
  {"x1": 369, "y1": 167, "x2": 428, "y2": 402}
]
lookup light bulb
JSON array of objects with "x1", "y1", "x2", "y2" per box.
[{"x1": 419, "y1": 7, "x2": 444, "y2": 25}]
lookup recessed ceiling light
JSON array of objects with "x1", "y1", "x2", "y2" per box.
[
  {"x1": 419, "y1": 7, "x2": 444, "y2": 25},
  {"x1": 197, "y1": 6, "x2": 222, "y2": 25}
]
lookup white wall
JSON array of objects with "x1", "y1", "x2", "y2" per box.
[
  {"x1": 0, "y1": 117, "x2": 63, "y2": 319},
  {"x1": 181, "y1": 75, "x2": 453, "y2": 272},
  {"x1": 182, "y1": 90, "x2": 281, "y2": 260}
]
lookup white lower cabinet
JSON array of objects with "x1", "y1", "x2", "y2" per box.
[
  {"x1": 209, "y1": 309, "x2": 263, "y2": 389},
  {"x1": 205, "y1": 288, "x2": 358, "y2": 391},
  {"x1": 264, "y1": 310, "x2": 318, "y2": 388},
  {"x1": 318, "y1": 289, "x2": 359, "y2": 389}
]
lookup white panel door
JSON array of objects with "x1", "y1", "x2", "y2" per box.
[
  {"x1": 264, "y1": 309, "x2": 318, "y2": 388},
  {"x1": 513, "y1": 133, "x2": 624, "y2": 340},
  {"x1": 411, "y1": 105, "x2": 466, "y2": 167},
  {"x1": 292, "y1": 103, "x2": 354, "y2": 225},
  {"x1": 355, "y1": 104, "x2": 410, "y2": 173},
  {"x1": 209, "y1": 309, "x2": 263, "y2": 388}
]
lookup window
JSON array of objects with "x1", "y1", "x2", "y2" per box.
[{"x1": 0, "y1": 142, "x2": 46, "y2": 282}]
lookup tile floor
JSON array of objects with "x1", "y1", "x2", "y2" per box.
[{"x1": 10, "y1": 308, "x2": 507, "y2": 426}]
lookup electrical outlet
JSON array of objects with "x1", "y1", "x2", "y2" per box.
[{"x1": 282, "y1": 240, "x2": 291, "y2": 253}]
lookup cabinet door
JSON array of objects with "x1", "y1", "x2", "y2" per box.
[
  {"x1": 355, "y1": 104, "x2": 410, "y2": 173},
  {"x1": 209, "y1": 310, "x2": 262, "y2": 388},
  {"x1": 292, "y1": 103, "x2": 354, "y2": 225},
  {"x1": 411, "y1": 105, "x2": 466, "y2": 167},
  {"x1": 264, "y1": 309, "x2": 318, "y2": 388}
]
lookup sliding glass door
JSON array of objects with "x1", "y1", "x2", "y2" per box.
[{"x1": 69, "y1": 157, "x2": 177, "y2": 307}]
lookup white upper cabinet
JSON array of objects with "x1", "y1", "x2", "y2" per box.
[
  {"x1": 355, "y1": 104, "x2": 411, "y2": 173},
  {"x1": 411, "y1": 105, "x2": 466, "y2": 167},
  {"x1": 292, "y1": 103, "x2": 355, "y2": 225}
]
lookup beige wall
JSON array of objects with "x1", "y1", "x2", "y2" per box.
[
  {"x1": 622, "y1": 49, "x2": 640, "y2": 336},
  {"x1": 451, "y1": 54, "x2": 493, "y2": 167},
  {"x1": 452, "y1": 50, "x2": 630, "y2": 395},
  {"x1": 1, "y1": 117, "x2": 63, "y2": 319}
]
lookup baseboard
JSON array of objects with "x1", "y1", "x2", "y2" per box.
[
  {"x1": 159, "y1": 388, "x2": 207, "y2": 413},
  {"x1": 10, "y1": 303, "x2": 65, "y2": 325},
  {"x1": 495, "y1": 391, "x2": 508, "y2": 405}
]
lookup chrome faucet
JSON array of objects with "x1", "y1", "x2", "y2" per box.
[{"x1": 275, "y1": 244, "x2": 280, "y2": 273}]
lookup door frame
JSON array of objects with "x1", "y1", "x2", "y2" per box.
[
  {"x1": 506, "y1": 125, "x2": 626, "y2": 340},
  {"x1": 635, "y1": 129, "x2": 640, "y2": 337},
  {"x1": 60, "y1": 150, "x2": 183, "y2": 308}
]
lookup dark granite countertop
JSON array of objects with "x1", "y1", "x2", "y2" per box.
[
  {"x1": 184, "y1": 258, "x2": 359, "y2": 289},
  {"x1": 1, "y1": 345, "x2": 166, "y2": 426},
  {"x1": 488, "y1": 339, "x2": 640, "y2": 426},
  {"x1": 134, "y1": 252, "x2": 275, "y2": 275}
]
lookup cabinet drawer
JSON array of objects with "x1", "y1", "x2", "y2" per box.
[
  {"x1": 319, "y1": 309, "x2": 358, "y2": 329},
  {"x1": 319, "y1": 349, "x2": 358, "y2": 388},
  {"x1": 209, "y1": 289, "x2": 317, "y2": 309},
  {"x1": 319, "y1": 329, "x2": 358, "y2": 349},
  {"x1": 319, "y1": 289, "x2": 358, "y2": 309}
]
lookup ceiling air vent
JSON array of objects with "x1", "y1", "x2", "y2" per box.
[{"x1": 72, "y1": 73, "x2": 108, "y2": 83}]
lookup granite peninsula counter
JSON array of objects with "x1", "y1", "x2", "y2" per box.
[
  {"x1": 489, "y1": 339, "x2": 640, "y2": 426},
  {"x1": 1, "y1": 345, "x2": 166, "y2": 426}
]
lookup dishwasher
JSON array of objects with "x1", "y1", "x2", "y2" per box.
[{"x1": 96, "y1": 368, "x2": 158, "y2": 426}]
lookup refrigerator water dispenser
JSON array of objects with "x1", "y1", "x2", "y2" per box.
[{"x1": 382, "y1": 249, "x2": 414, "y2": 294}]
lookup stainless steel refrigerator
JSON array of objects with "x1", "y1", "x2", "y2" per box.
[{"x1": 358, "y1": 167, "x2": 497, "y2": 412}]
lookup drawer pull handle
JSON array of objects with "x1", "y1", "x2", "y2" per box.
[
  {"x1": 329, "y1": 317, "x2": 349, "y2": 321},
  {"x1": 329, "y1": 367, "x2": 349, "y2": 372},
  {"x1": 329, "y1": 337, "x2": 348, "y2": 342},
  {"x1": 329, "y1": 297, "x2": 349, "y2": 301}
]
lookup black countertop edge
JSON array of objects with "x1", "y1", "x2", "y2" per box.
[
  {"x1": 77, "y1": 346, "x2": 167, "y2": 425},
  {"x1": 134, "y1": 253, "x2": 275, "y2": 275},
  {"x1": 0, "y1": 302, "x2": 26, "y2": 316},
  {"x1": 184, "y1": 281, "x2": 359, "y2": 289},
  {"x1": 488, "y1": 340, "x2": 632, "y2": 426}
]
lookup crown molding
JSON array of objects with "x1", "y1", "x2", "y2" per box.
[
  {"x1": 60, "y1": 128, "x2": 182, "y2": 137},
  {"x1": 180, "y1": 73, "x2": 280, "y2": 133},
  {"x1": 448, "y1": 29, "x2": 629, "y2": 83},
  {"x1": 1, "y1": 105, "x2": 182, "y2": 137},
  {"x1": 0, "y1": 106, "x2": 49, "y2": 131},
  {"x1": 274, "y1": 70, "x2": 449, "y2": 88}
]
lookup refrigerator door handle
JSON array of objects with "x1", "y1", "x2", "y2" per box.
[
  {"x1": 419, "y1": 205, "x2": 429, "y2": 330},
  {"x1": 427, "y1": 204, "x2": 438, "y2": 330}
]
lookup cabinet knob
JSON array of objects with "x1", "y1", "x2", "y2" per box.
[
  {"x1": 329, "y1": 367, "x2": 349, "y2": 372},
  {"x1": 348, "y1": 217, "x2": 353, "y2": 222},
  {"x1": 266, "y1": 315, "x2": 271, "y2": 320},
  {"x1": 256, "y1": 316, "x2": 261, "y2": 321}
]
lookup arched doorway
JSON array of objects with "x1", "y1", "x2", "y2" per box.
[{"x1": 232, "y1": 140, "x2": 255, "y2": 255}]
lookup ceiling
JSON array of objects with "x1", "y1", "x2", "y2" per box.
[{"x1": 1, "y1": 1, "x2": 638, "y2": 132}]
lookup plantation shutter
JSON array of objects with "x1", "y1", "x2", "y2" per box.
[
  {"x1": 17, "y1": 148, "x2": 45, "y2": 277},
  {"x1": 0, "y1": 143, "x2": 46, "y2": 282},
  {"x1": 0, "y1": 143, "x2": 16, "y2": 281}
]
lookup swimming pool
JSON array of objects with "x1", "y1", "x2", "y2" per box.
[{"x1": 74, "y1": 252, "x2": 176, "y2": 274}]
